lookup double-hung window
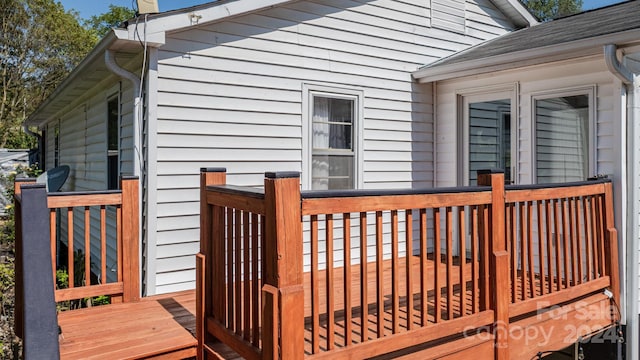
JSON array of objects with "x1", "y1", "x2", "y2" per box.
[
  {"x1": 534, "y1": 88, "x2": 593, "y2": 183},
  {"x1": 107, "y1": 95, "x2": 120, "y2": 190},
  {"x1": 304, "y1": 85, "x2": 362, "y2": 190},
  {"x1": 54, "y1": 122, "x2": 60, "y2": 168}
]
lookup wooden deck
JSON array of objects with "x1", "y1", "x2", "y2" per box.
[
  {"x1": 59, "y1": 260, "x2": 615, "y2": 360},
  {"x1": 198, "y1": 169, "x2": 620, "y2": 360},
  {"x1": 13, "y1": 170, "x2": 620, "y2": 359},
  {"x1": 58, "y1": 290, "x2": 197, "y2": 359}
]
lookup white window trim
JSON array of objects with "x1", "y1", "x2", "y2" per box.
[
  {"x1": 456, "y1": 83, "x2": 519, "y2": 185},
  {"x1": 530, "y1": 85, "x2": 596, "y2": 183},
  {"x1": 302, "y1": 83, "x2": 364, "y2": 190}
]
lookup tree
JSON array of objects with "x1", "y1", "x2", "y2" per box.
[
  {"x1": 522, "y1": 0, "x2": 583, "y2": 21},
  {"x1": 0, "y1": 0, "x2": 97, "y2": 149},
  {"x1": 84, "y1": 5, "x2": 136, "y2": 39}
]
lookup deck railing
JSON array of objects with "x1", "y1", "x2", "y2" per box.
[
  {"x1": 198, "y1": 168, "x2": 619, "y2": 360},
  {"x1": 14, "y1": 177, "x2": 140, "y2": 346},
  {"x1": 503, "y1": 179, "x2": 619, "y2": 317}
]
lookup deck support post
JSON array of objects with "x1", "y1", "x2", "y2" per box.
[
  {"x1": 198, "y1": 168, "x2": 227, "y2": 359},
  {"x1": 478, "y1": 169, "x2": 509, "y2": 360},
  {"x1": 15, "y1": 184, "x2": 60, "y2": 358},
  {"x1": 121, "y1": 176, "x2": 140, "y2": 302},
  {"x1": 263, "y1": 172, "x2": 304, "y2": 360}
]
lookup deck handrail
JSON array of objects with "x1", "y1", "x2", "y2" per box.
[
  {"x1": 14, "y1": 176, "x2": 140, "y2": 309},
  {"x1": 199, "y1": 169, "x2": 620, "y2": 360}
]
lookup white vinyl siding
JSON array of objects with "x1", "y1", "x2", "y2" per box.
[
  {"x1": 152, "y1": 0, "x2": 516, "y2": 293},
  {"x1": 43, "y1": 80, "x2": 136, "y2": 285}
]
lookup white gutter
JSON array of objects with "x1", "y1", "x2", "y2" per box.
[
  {"x1": 104, "y1": 49, "x2": 141, "y2": 178},
  {"x1": 605, "y1": 43, "x2": 640, "y2": 360}
]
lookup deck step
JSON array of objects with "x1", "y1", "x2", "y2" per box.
[{"x1": 57, "y1": 290, "x2": 197, "y2": 359}]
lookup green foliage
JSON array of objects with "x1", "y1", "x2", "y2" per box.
[
  {"x1": 56, "y1": 269, "x2": 69, "y2": 289},
  {"x1": 0, "y1": 0, "x2": 97, "y2": 150},
  {"x1": 0, "y1": 164, "x2": 41, "y2": 249},
  {"x1": 56, "y1": 249, "x2": 111, "y2": 311},
  {"x1": 0, "y1": 261, "x2": 15, "y2": 358},
  {"x1": 522, "y1": 0, "x2": 583, "y2": 21},
  {"x1": 84, "y1": 5, "x2": 136, "y2": 39},
  {"x1": 0, "y1": 261, "x2": 13, "y2": 309}
]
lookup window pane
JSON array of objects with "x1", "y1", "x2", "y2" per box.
[
  {"x1": 468, "y1": 99, "x2": 511, "y2": 185},
  {"x1": 312, "y1": 155, "x2": 354, "y2": 190},
  {"x1": 536, "y1": 95, "x2": 588, "y2": 183},
  {"x1": 108, "y1": 98, "x2": 119, "y2": 151},
  {"x1": 312, "y1": 96, "x2": 353, "y2": 150}
]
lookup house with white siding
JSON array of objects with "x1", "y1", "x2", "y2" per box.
[{"x1": 24, "y1": 0, "x2": 640, "y2": 356}]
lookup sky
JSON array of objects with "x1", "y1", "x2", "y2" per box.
[
  {"x1": 59, "y1": 0, "x2": 628, "y2": 21},
  {"x1": 59, "y1": 0, "x2": 211, "y2": 20}
]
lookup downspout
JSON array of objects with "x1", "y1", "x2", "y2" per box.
[
  {"x1": 605, "y1": 43, "x2": 640, "y2": 360},
  {"x1": 104, "y1": 49, "x2": 141, "y2": 177},
  {"x1": 433, "y1": 81, "x2": 438, "y2": 187},
  {"x1": 105, "y1": 49, "x2": 143, "y2": 298}
]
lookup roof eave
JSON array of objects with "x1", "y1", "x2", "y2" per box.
[
  {"x1": 412, "y1": 28, "x2": 640, "y2": 83},
  {"x1": 490, "y1": 0, "x2": 539, "y2": 28},
  {"x1": 25, "y1": 28, "x2": 165, "y2": 128},
  {"x1": 140, "y1": 0, "x2": 299, "y2": 36},
  {"x1": 25, "y1": 32, "x2": 117, "y2": 127}
]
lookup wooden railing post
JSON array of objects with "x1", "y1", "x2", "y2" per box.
[
  {"x1": 262, "y1": 172, "x2": 304, "y2": 360},
  {"x1": 198, "y1": 168, "x2": 227, "y2": 359},
  {"x1": 477, "y1": 169, "x2": 509, "y2": 360},
  {"x1": 603, "y1": 181, "x2": 621, "y2": 314},
  {"x1": 15, "y1": 184, "x2": 60, "y2": 358},
  {"x1": 120, "y1": 176, "x2": 140, "y2": 302},
  {"x1": 13, "y1": 178, "x2": 36, "y2": 339}
]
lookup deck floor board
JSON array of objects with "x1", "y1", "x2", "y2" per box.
[
  {"x1": 56, "y1": 257, "x2": 608, "y2": 359},
  {"x1": 58, "y1": 290, "x2": 198, "y2": 360}
]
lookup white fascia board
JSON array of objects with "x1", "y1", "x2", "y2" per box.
[
  {"x1": 114, "y1": 27, "x2": 165, "y2": 47},
  {"x1": 413, "y1": 28, "x2": 640, "y2": 83},
  {"x1": 505, "y1": 0, "x2": 539, "y2": 26},
  {"x1": 135, "y1": 0, "x2": 296, "y2": 38},
  {"x1": 491, "y1": 0, "x2": 539, "y2": 27}
]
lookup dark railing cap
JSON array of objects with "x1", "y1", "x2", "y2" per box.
[
  {"x1": 265, "y1": 171, "x2": 300, "y2": 179},
  {"x1": 120, "y1": 175, "x2": 139, "y2": 181},
  {"x1": 19, "y1": 183, "x2": 46, "y2": 190},
  {"x1": 477, "y1": 168, "x2": 504, "y2": 175},
  {"x1": 207, "y1": 184, "x2": 265, "y2": 199},
  {"x1": 201, "y1": 167, "x2": 227, "y2": 173},
  {"x1": 14, "y1": 177, "x2": 37, "y2": 183},
  {"x1": 302, "y1": 185, "x2": 491, "y2": 199},
  {"x1": 49, "y1": 190, "x2": 121, "y2": 197},
  {"x1": 506, "y1": 178, "x2": 611, "y2": 191}
]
